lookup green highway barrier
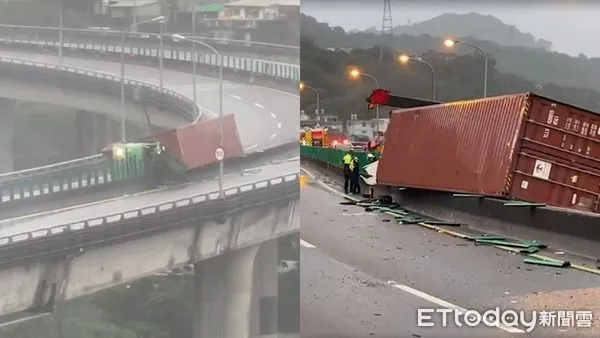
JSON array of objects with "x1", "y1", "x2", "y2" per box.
[
  {"x1": 0, "y1": 155, "x2": 145, "y2": 206},
  {"x1": 300, "y1": 146, "x2": 378, "y2": 174}
]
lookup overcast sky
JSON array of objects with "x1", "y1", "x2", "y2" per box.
[{"x1": 302, "y1": 1, "x2": 600, "y2": 57}]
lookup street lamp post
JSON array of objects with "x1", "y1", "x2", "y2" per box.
[
  {"x1": 349, "y1": 69, "x2": 381, "y2": 135},
  {"x1": 300, "y1": 82, "x2": 320, "y2": 119},
  {"x1": 172, "y1": 34, "x2": 224, "y2": 198},
  {"x1": 399, "y1": 54, "x2": 436, "y2": 101},
  {"x1": 58, "y1": 0, "x2": 63, "y2": 65},
  {"x1": 192, "y1": 0, "x2": 198, "y2": 106},
  {"x1": 444, "y1": 39, "x2": 488, "y2": 98},
  {"x1": 158, "y1": 20, "x2": 166, "y2": 91},
  {"x1": 119, "y1": 16, "x2": 166, "y2": 142}
]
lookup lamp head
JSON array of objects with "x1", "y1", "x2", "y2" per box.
[
  {"x1": 172, "y1": 33, "x2": 186, "y2": 42},
  {"x1": 444, "y1": 39, "x2": 456, "y2": 47}
]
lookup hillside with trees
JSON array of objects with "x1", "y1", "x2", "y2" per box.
[
  {"x1": 365, "y1": 12, "x2": 551, "y2": 49},
  {"x1": 301, "y1": 14, "x2": 600, "y2": 92},
  {"x1": 300, "y1": 36, "x2": 600, "y2": 122}
]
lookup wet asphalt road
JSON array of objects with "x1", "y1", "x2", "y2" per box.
[{"x1": 300, "y1": 168, "x2": 600, "y2": 338}]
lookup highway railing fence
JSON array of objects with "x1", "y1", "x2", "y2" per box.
[
  {"x1": 0, "y1": 30, "x2": 299, "y2": 85},
  {"x1": 0, "y1": 24, "x2": 299, "y2": 60}
]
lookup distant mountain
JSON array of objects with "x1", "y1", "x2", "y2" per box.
[
  {"x1": 300, "y1": 14, "x2": 600, "y2": 94},
  {"x1": 365, "y1": 12, "x2": 552, "y2": 50}
]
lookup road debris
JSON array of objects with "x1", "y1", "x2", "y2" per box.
[{"x1": 523, "y1": 257, "x2": 571, "y2": 268}]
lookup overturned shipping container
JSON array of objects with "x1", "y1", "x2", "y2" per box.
[
  {"x1": 151, "y1": 114, "x2": 244, "y2": 170},
  {"x1": 378, "y1": 93, "x2": 600, "y2": 213}
]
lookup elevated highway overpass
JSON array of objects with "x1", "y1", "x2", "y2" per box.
[
  {"x1": 0, "y1": 24, "x2": 299, "y2": 61},
  {"x1": 0, "y1": 30, "x2": 299, "y2": 337},
  {"x1": 0, "y1": 56, "x2": 197, "y2": 169}
]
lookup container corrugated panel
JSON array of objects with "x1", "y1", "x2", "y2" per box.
[
  {"x1": 520, "y1": 95, "x2": 600, "y2": 172},
  {"x1": 508, "y1": 94, "x2": 600, "y2": 212},
  {"x1": 378, "y1": 93, "x2": 529, "y2": 196},
  {"x1": 379, "y1": 92, "x2": 600, "y2": 213},
  {"x1": 509, "y1": 150, "x2": 600, "y2": 212},
  {"x1": 152, "y1": 114, "x2": 244, "y2": 170}
]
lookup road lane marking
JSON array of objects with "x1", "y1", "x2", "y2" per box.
[
  {"x1": 269, "y1": 133, "x2": 278, "y2": 139},
  {"x1": 300, "y1": 234, "x2": 522, "y2": 333},
  {"x1": 277, "y1": 122, "x2": 282, "y2": 129},
  {"x1": 387, "y1": 281, "x2": 525, "y2": 334},
  {"x1": 244, "y1": 144, "x2": 259, "y2": 152},
  {"x1": 254, "y1": 103, "x2": 265, "y2": 108},
  {"x1": 270, "y1": 112, "x2": 277, "y2": 118},
  {"x1": 300, "y1": 239, "x2": 316, "y2": 248},
  {"x1": 229, "y1": 94, "x2": 242, "y2": 100}
]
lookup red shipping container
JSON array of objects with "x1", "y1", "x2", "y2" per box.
[
  {"x1": 378, "y1": 93, "x2": 600, "y2": 213},
  {"x1": 151, "y1": 114, "x2": 244, "y2": 170}
]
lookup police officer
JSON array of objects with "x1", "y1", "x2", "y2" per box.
[
  {"x1": 342, "y1": 150, "x2": 354, "y2": 194},
  {"x1": 350, "y1": 154, "x2": 361, "y2": 194}
]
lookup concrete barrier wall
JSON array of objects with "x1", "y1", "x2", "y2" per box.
[{"x1": 302, "y1": 154, "x2": 600, "y2": 242}]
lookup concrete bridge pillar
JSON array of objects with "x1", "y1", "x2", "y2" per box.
[
  {"x1": 0, "y1": 98, "x2": 16, "y2": 173},
  {"x1": 75, "y1": 110, "x2": 112, "y2": 156},
  {"x1": 194, "y1": 245, "x2": 259, "y2": 338},
  {"x1": 253, "y1": 239, "x2": 279, "y2": 338}
]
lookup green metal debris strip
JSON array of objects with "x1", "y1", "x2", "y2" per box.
[
  {"x1": 348, "y1": 199, "x2": 461, "y2": 226},
  {"x1": 524, "y1": 257, "x2": 571, "y2": 268},
  {"x1": 343, "y1": 196, "x2": 580, "y2": 271}
]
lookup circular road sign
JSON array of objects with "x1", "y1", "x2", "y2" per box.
[{"x1": 215, "y1": 147, "x2": 225, "y2": 161}]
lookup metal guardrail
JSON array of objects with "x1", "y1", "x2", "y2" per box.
[
  {"x1": 0, "y1": 154, "x2": 103, "y2": 182},
  {"x1": 0, "y1": 56, "x2": 198, "y2": 120},
  {"x1": 0, "y1": 24, "x2": 299, "y2": 55},
  {"x1": 0, "y1": 173, "x2": 300, "y2": 264},
  {"x1": 0, "y1": 33, "x2": 300, "y2": 82},
  {"x1": 0, "y1": 156, "x2": 112, "y2": 204}
]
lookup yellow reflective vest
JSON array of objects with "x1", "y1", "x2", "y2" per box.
[{"x1": 343, "y1": 154, "x2": 352, "y2": 165}]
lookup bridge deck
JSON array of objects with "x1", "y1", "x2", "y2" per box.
[{"x1": 0, "y1": 160, "x2": 298, "y2": 238}]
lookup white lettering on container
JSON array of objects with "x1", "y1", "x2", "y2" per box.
[
  {"x1": 565, "y1": 117, "x2": 573, "y2": 130},
  {"x1": 582, "y1": 122, "x2": 589, "y2": 135},
  {"x1": 547, "y1": 110, "x2": 554, "y2": 124},
  {"x1": 574, "y1": 119, "x2": 581, "y2": 132}
]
